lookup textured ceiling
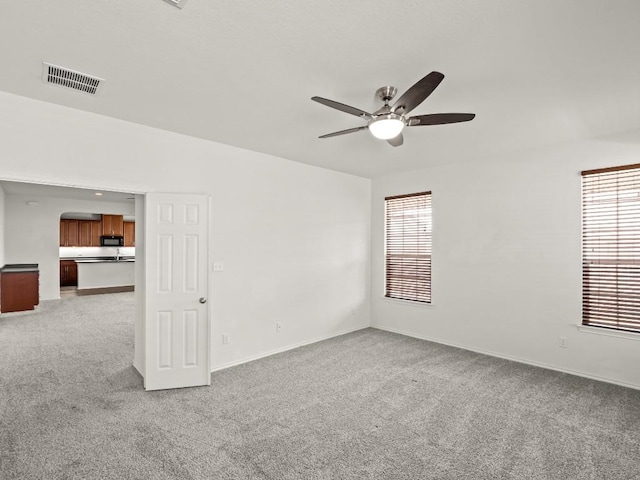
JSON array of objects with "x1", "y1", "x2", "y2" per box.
[{"x1": 1, "y1": 0, "x2": 639, "y2": 178}]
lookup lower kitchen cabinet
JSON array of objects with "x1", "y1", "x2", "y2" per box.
[
  {"x1": 1, "y1": 265, "x2": 39, "y2": 313},
  {"x1": 60, "y1": 260, "x2": 78, "y2": 287}
]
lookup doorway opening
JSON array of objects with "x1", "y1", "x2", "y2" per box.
[{"x1": 0, "y1": 180, "x2": 139, "y2": 303}]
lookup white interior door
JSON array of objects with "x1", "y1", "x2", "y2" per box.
[{"x1": 144, "y1": 193, "x2": 210, "y2": 391}]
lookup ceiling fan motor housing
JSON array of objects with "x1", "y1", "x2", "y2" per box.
[{"x1": 376, "y1": 86, "x2": 397, "y2": 103}]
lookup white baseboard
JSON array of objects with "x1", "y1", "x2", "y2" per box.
[
  {"x1": 373, "y1": 325, "x2": 640, "y2": 391},
  {"x1": 211, "y1": 324, "x2": 369, "y2": 373}
]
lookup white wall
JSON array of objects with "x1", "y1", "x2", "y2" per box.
[
  {"x1": 0, "y1": 183, "x2": 5, "y2": 267},
  {"x1": 0, "y1": 91, "x2": 371, "y2": 371},
  {"x1": 371, "y1": 130, "x2": 640, "y2": 389},
  {"x1": 4, "y1": 194, "x2": 134, "y2": 300}
]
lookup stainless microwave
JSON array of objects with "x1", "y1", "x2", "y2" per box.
[{"x1": 101, "y1": 235, "x2": 124, "y2": 247}]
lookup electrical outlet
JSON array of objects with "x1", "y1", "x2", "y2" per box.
[
  {"x1": 213, "y1": 262, "x2": 224, "y2": 272},
  {"x1": 559, "y1": 337, "x2": 568, "y2": 348},
  {"x1": 276, "y1": 322, "x2": 283, "y2": 333},
  {"x1": 222, "y1": 334, "x2": 229, "y2": 345}
]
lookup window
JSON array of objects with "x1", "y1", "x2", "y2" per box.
[
  {"x1": 384, "y1": 191, "x2": 432, "y2": 303},
  {"x1": 582, "y1": 164, "x2": 640, "y2": 333}
]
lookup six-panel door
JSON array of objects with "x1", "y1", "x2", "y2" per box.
[{"x1": 144, "y1": 193, "x2": 210, "y2": 391}]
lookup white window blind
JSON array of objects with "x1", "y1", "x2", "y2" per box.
[
  {"x1": 385, "y1": 192, "x2": 432, "y2": 303},
  {"x1": 582, "y1": 164, "x2": 640, "y2": 333}
]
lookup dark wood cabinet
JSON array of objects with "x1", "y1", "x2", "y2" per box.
[
  {"x1": 61, "y1": 216, "x2": 130, "y2": 247},
  {"x1": 60, "y1": 219, "x2": 104, "y2": 247},
  {"x1": 91, "y1": 220, "x2": 102, "y2": 246},
  {"x1": 78, "y1": 220, "x2": 92, "y2": 246},
  {"x1": 59, "y1": 219, "x2": 79, "y2": 246},
  {"x1": 1, "y1": 267, "x2": 39, "y2": 313},
  {"x1": 80, "y1": 220, "x2": 102, "y2": 247},
  {"x1": 59, "y1": 220, "x2": 65, "y2": 247},
  {"x1": 123, "y1": 221, "x2": 135, "y2": 247},
  {"x1": 102, "y1": 215, "x2": 124, "y2": 236},
  {"x1": 60, "y1": 260, "x2": 78, "y2": 286}
]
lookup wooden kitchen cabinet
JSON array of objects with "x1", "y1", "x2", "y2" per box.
[
  {"x1": 1, "y1": 266, "x2": 39, "y2": 313},
  {"x1": 123, "y1": 221, "x2": 135, "y2": 247},
  {"x1": 60, "y1": 260, "x2": 78, "y2": 286},
  {"x1": 91, "y1": 220, "x2": 102, "y2": 246},
  {"x1": 81, "y1": 220, "x2": 102, "y2": 247},
  {"x1": 78, "y1": 220, "x2": 92, "y2": 246},
  {"x1": 59, "y1": 219, "x2": 79, "y2": 246},
  {"x1": 102, "y1": 215, "x2": 124, "y2": 236},
  {"x1": 61, "y1": 219, "x2": 102, "y2": 247}
]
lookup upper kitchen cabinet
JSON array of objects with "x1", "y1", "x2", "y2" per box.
[
  {"x1": 78, "y1": 220, "x2": 102, "y2": 247},
  {"x1": 60, "y1": 218, "x2": 102, "y2": 247},
  {"x1": 123, "y1": 221, "x2": 135, "y2": 247},
  {"x1": 59, "y1": 219, "x2": 79, "y2": 246},
  {"x1": 91, "y1": 220, "x2": 101, "y2": 246},
  {"x1": 102, "y1": 214, "x2": 124, "y2": 236},
  {"x1": 78, "y1": 220, "x2": 91, "y2": 246}
]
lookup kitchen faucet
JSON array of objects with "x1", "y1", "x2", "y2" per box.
[{"x1": 116, "y1": 248, "x2": 120, "y2": 261}]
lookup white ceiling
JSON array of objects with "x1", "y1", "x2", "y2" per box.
[
  {"x1": 0, "y1": 180, "x2": 134, "y2": 204},
  {"x1": 1, "y1": 1, "x2": 639, "y2": 179}
]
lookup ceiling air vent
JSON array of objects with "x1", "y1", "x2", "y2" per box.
[
  {"x1": 162, "y1": 0, "x2": 187, "y2": 8},
  {"x1": 42, "y1": 62, "x2": 104, "y2": 95}
]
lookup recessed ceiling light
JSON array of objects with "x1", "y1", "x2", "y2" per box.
[{"x1": 95, "y1": 192, "x2": 103, "y2": 196}]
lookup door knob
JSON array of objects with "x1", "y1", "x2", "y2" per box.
[{"x1": 199, "y1": 297, "x2": 207, "y2": 304}]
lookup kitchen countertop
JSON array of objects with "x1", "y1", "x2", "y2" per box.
[
  {"x1": 75, "y1": 259, "x2": 135, "y2": 263},
  {"x1": 1, "y1": 264, "x2": 39, "y2": 273},
  {"x1": 61, "y1": 257, "x2": 135, "y2": 263}
]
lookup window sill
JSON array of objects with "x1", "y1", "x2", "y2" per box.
[
  {"x1": 577, "y1": 325, "x2": 640, "y2": 341},
  {"x1": 380, "y1": 296, "x2": 433, "y2": 309}
]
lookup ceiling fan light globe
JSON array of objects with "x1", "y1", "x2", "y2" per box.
[{"x1": 368, "y1": 116, "x2": 405, "y2": 140}]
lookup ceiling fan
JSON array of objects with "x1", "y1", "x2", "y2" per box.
[{"x1": 311, "y1": 71, "x2": 475, "y2": 147}]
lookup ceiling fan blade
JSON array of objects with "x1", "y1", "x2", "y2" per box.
[
  {"x1": 408, "y1": 113, "x2": 476, "y2": 126},
  {"x1": 392, "y1": 71, "x2": 445, "y2": 115},
  {"x1": 387, "y1": 133, "x2": 404, "y2": 147},
  {"x1": 319, "y1": 126, "x2": 368, "y2": 138},
  {"x1": 312, "y1": 97, "x2": 372, "y2": 119}
]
